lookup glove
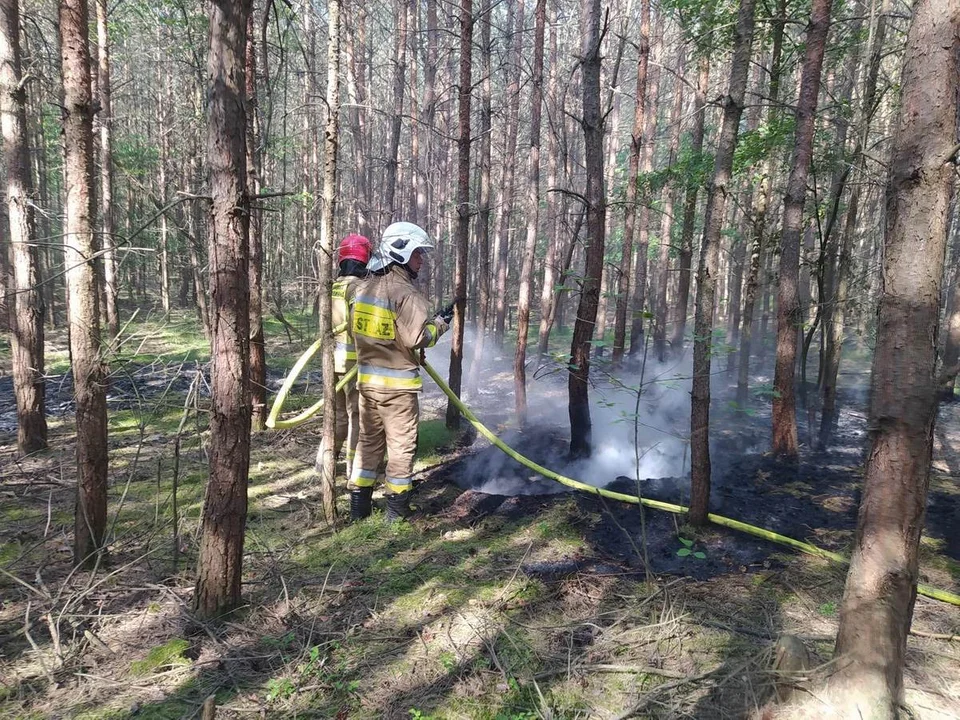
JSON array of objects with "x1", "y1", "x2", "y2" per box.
[
  {"x1": 437, "y1": 303, "x2": 456, "y2": 324},
  {"x1": 433, "y1": 314, "x2": 450, "y2": 335}
]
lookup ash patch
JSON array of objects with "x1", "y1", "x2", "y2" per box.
[
  {"x1": 437, "y1": 490, "x2": 556, "y2": 525},
  {"x1": 581, "y1": 495, "x2": 784, "y2": 580},
  {"x1": 443, "y1": 425, "x2": 573, "y2": 496}
]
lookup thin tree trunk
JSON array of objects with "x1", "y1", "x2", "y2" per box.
[
  {"x1": 672, "y1": 55, "x2": 709, "y2": 350},
  {"x1": 829, "y1": 0, "x2": 958, "y2": 709},
  {"x1": 819, "y1": 0, "x2": 890, "y2": 444},
  {"x1": 737, "y1": 0, "x2": 786, "y2": 407},
  {"x1": 157, "y1": 64, "x2": 171, "y2": 315},
  {"x1": 771, "y1": 0, "x2": 834, "y2": 458},
  {"x1": 513, "y1": 0, "x2": 545, "y2": 424},
  {"x1": 316, "y1": 0, "x2": 341, "y2": 521},
  {"x1": 445, "y1": 0, "x2": 472, "y2": 430},
  {"x1": 628, "y1": 55, "x2": 659, "y2": 357},
  {"x1": 568, "y1": 0, "x2": 604, "y2": 458},
  {"x1": 689, "y1": 0, "x2": 756, "y2": 526},
  {"x1": 612, "y1": 0, "x2": 649, "y2": 364},
  {"x1": 653, "y1": 50, "x2": 684, "y2": 362},
  {"x1": 193, "y1": 0, "x2": 251, "y2": 619},
  {"x1": 2, "y1": 0, "x2": 47, "y2": 454},
  {"x1": 383, "y1": 0, "x2": 408, "y2": 225},
  {"x1": 536, "y1": 8, "x2": 560, "y2": 355},
  {"x1": 61, "y1": 0, "x2": 108, "y2": 567},
  {"x1": 246, "y1": 11, "x2": 266, "y2": 431},
  {"x1": 492, "y1": 0, "x2": 522, "y2": 346},
  {"x1": 95, "y1": 0, "x2": 117, "y2": 349},
  {"x1": 466, "y1": 0, "x2": 492, "y2": 395}
]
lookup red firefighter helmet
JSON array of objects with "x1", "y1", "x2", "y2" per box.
[{"x1": 337, "y1": 233, "x2": 372, "y2": 264}]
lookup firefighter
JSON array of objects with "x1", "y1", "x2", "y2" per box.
[
  {"x1": 347, "y1": 222, "x2": 449, "y2": 521},
  {"x1": 315, "y1": 233, "x2": 372, "y2": 488}
]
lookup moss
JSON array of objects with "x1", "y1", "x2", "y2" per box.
[{"x1": 129, "y1": 638, "x2": 192, "y2": 676}]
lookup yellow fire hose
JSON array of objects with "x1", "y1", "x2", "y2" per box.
[
  {"x1": 420, "y1": 360, "x2": 960, "y2": 608},
  {"x1": 265, "y1": 336, "x2": 960, "y2": 606},
  {"x1": 265, "y1": 322, "x2": 351, "y2": 429}
]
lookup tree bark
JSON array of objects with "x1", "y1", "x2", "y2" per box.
[
  {"x1": 2, "y1": 0, "x2": 47, "y2": 454},
  {"x1": 246, "y1": 10, "x2": 266, "y2": 431},
  {"x1": 568, "y1": 0, "x2": 604, "y2": 459},
  {"x1": 672, "y1": 55, "x2": 709, "y2": 350},
  {"x1": 688, "y1": 0, "x2": 756, "y2": 526},
  {"x1": 466, "y1": 0, "x2": 491, "y2": 396},
  {"x1": 612, "y1": 0, "x2": 649, "y2": 365},
  {"x1": 819, "y1": 0, "x2": 890, "y2": 443},
  {"x1": 95, "y1": 0, "x2": 118, "y2": 350},
  {"x1": 61, "y1": 0, "x2": 108, "y2": 567},
  {"x1": 317, "y1": 0, "x2": 341, "y2": 521},
  {"x1": 492, "y1": 0, "x2": 522, "y2": 347},
  {"x1": 771, "y1": 0, "x2": 833, "y2": 458},
  {"x1": 653, "y1": 50, "x2": 685, "y2": 362},
  {"x1": 536, "y1": 8, "x2": 561, "y2": 356},
  {"x1": 445, "y1": 0, "x2": 472, "y2": 430},
  {"x1": 513, "y1": 0, "x2": 545, "y2": 424},
  {"x1": 193, "y1": 0, "x2": 252, "y2": 619},
  {"x1": 383, "y1": 0, "x2": 408, "y2": 225},
  {"x1": 828, "y1": 0, "x2": 958, "y2": 710},
  {"x1": 737, "y1": 0, "x2": 786, "y2": 407}
]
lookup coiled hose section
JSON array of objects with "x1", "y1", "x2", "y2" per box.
[{"x1": 265, "y1": 337, "x2": 960, "y2": 606}]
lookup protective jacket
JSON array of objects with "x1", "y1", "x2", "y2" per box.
[
  {"x1": 332, "y1": 276, "x2": 359, "y2": 374},
  {"x1": 349, "y1": 265, "x2": 446, "y2": 391}
]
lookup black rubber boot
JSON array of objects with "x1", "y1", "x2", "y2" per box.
[
  {"x1": 350, "y1": 487, "x2": 373, "y2": 521},
  {"x1": 385, "y1": 493, "x2": 415, "y2": 523}
]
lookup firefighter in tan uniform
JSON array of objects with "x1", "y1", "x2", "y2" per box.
[
  {"x1": 347, "y1": 222, "x2": 449, "y2": 521},
  {"x1": 315, "y1": 233, "x2": 372, "y2": 494}
]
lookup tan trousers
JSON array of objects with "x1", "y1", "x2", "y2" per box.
[
  {"x1": 315, "y1": 372, "x2": 360, "y2": 481},
  {"x1": 349, "y1": 386, "x2": 419, "y2": 495}
]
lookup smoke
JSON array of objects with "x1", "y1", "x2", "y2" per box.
[{"x1": 431, "y1": 328, "x2": 696, "y2": 497}]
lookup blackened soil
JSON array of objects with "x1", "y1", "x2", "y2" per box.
[{"x1": 425, "y1": 388, "x2": 959, "y2": 583}]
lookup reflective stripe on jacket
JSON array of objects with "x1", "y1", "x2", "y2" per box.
[
  {"x1": 349, "y1": 265, "x2": 445, "y2": 391},
  {"x1": 333, "y1": 277, "x2": 358, "y2": 373}
]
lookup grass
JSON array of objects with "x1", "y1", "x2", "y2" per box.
[{"x1": 2, "y1": 311, "x2": 960, "y2": 719}]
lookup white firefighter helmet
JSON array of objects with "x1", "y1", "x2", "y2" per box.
[{"x1": 367, "y1": 222, "x2": 434, "y2": 272}]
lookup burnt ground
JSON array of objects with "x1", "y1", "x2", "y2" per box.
[{"x1": 414, "y1": 361, "x2": 960, "y2": 589}]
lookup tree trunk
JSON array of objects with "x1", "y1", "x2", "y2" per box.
[
  {"x1": 568, "y1": 0, "x2": 604, "y2": 459},
  {"x1": 653, "y1": 50, "x2": 685, "y2": 362},
  {"x1": 819, "y1": 0, "x2": 890, "y2": 444},
  {"x1": 2, "y1": 0, "x2": 47, "y2": 454},
  {"x1": 628, "y1": 55, "x2": 659, "y2": 357},
  {"x1": 95, "y1": 0, "x2": 118, "y2": 350},
  {"x1": 829, "y1": 0, "x2": 958, "y2": 710},
  {"x1": 612, "y1": 0, "x2": 649, "y2": 365},
  {"x1": 316, "y1": 0, "x2": 341, "y2": 521},
  {"x1": 193, "y1": 0, "x2": 252, "y2": 619},
  {"x1": 536, "y1": 8, "x2": 561, "y2": 356},
  {"x1": 466, "y1": 0, "x2": 491, "y2": 396},
  {"x1": 492, "y1": 0, "x2": 522, "y2": 347},
  {"x1": 445, "y1": 0, "x2": 472, "y2": 430},
  {"x1": 383, "y1": 0, "x2": 408, "y2": 225},
  {"x1": 246, "y1": 11, "x2": 266, "y2": 431},
  {"x1": 513, "y1": 0, "x2": 545, "y2": 424},
  {"x1": 672, "y1": 55, "x2": 709, "y2": 350},
  {"x1": 61, "y1": 0, "x2": 108, "y2": 567},
  {"x1": 771, "y1": 0, "x2": 833, "y2": 458},
  {"x1": 688, "y1": 0, "x2": 756, "y2": 526}
]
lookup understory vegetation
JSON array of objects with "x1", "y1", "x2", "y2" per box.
[{"x1": 1, "y1": 312, "x2": 958, "y2": 719}]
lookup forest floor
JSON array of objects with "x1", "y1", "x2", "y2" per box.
[{"x1": 0, "y1": 310, "x2": 958, "y2": 719}]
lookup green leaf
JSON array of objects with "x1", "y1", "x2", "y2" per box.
[
  {"x1": 676, "y1": 548, "x2": 691, "y2": 557},
  {"x1": 693, "y1": 551, "x2": 706, "y2": 560},
  {"x1": 678, "y1": 537, "x2": 694, "y2": 548}
]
